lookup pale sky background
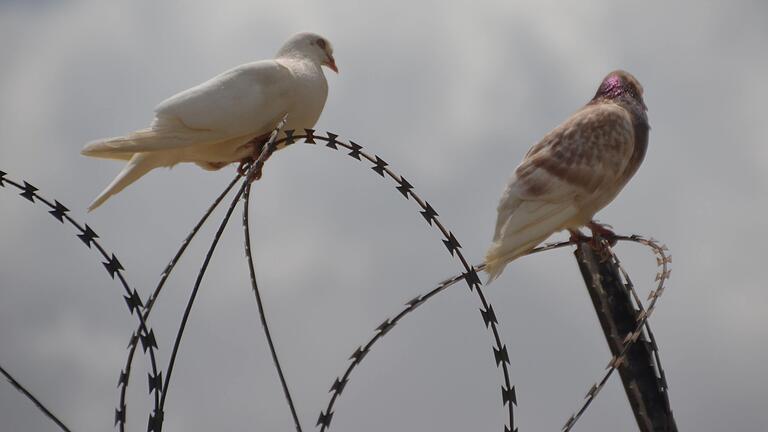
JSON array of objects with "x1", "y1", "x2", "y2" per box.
[{"x1": 1, "y1": 1, "x2": 767, "y2": 431}]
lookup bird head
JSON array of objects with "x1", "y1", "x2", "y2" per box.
[
  {"x1": 277, "y1": 32, "x2": 338, "y2": 73},
  {"x1": 593, "y1": 70, "x2": 646, "y2": 110}
]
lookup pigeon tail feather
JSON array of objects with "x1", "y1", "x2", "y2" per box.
[
  {"x1": 484, "y1": 238, "x2": 547, "y2": 284},
  {"x1": 484, "y1": 204, "x2": 578, "y2": 283}
]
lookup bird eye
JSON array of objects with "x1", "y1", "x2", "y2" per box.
[{"x1": 316, "y1": 39, "x2": 327, "y2": 49}]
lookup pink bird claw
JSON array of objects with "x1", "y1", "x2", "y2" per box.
[
  {"x1": 568, "y1": 229, "x2": 588, "y2": 244},
  {"x1": 587, "y1": 221, "x2": 618, "y2": 247},
  {"x1": 237, "y1": 159, "x2": 262, "y2": 183},
  {"x1": 237, "y1": 159, "x2": 251, "y2": 176},
  {"x1": 592, "y1": 220, "x2": 614, "y2": 230}
]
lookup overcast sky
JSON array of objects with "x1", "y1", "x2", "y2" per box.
[{"x1": 1, "y1": 1, "x2": 767, "y2": 431}]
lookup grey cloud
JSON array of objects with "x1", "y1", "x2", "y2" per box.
[{"x1": 1, "y1": 1, "x2": 767, "y2": 431}]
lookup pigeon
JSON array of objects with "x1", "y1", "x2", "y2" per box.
[
  {"x1": 484, "y1": 70, "x2": 649, "y2": 282},
  {"x1": 81, "y1": 31, "x2": 337, "y2": 211}
]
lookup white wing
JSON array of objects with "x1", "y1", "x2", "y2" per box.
[
  {"x1": 82, "y1": 60, "x2": 295, "y2": 155},
  {"x1": 154, "y1": 60, "x2": 295, "y2": 137}
]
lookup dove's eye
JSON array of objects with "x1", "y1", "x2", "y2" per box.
[{"x1": 316, "y1": 39, "x2": 327, "y2": 50}]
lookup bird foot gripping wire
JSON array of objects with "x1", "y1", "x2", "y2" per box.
[
  {"x1": 568, "y1": 221, "x2": 618, "y2": 260},
  {"x1": 237, "y1": 119, "x2": 288, "y2": 182},
  {"x1": 237, "y1": 158, "x2": 261, "y2": 181}
]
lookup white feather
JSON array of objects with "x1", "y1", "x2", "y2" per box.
[
  {"x1": 81, "y1": 32, "x2": 333, "y2": 209},
  {"x1": 87, "y1": 152, "x2": 172, "y2": 211}
]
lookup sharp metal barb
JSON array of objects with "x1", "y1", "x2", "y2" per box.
[
  {"x1": 463, "y1": 268, "x2": 482, "y2": 291},
  {"x1": 349, "y1": 346, "x2": 369, "y2": 362},
  {"x1": 140, "y1": 329, "x2": 158, "y2": 353},
  {"x1": 103, "y1": 254, "x2": 124, "y2": 279},
  {"x1": 406, "y1": 295, "x2": 424, "y2": 308},
  {"x1": 442, "y1": 231, "x2": 462, "y2": 256},
  {"x1": 284, "y1": 129, "x2": 296, "y2": 145},
  {"x1": 494, "y1": 345, "x2": 511, "y2": 367},
  {"x1": 124, "y1": 289, "x2": 144, "y2": 315},
  {"x1": 419, "y1": 202, "x2": 438, "y2": 226},
  {"x1": 502, "y1": 385, "x2": 517, "y2": 406},
  {"x1": 481, "y1": 305, "x2": 499, "y2": 328},
  {"x1": 77, "y1": 224, "x2": 99, "y2": 248},
  {"x1": 330, "y1": 378, "x2": 348, "y2": 395},
  {"x1": 303, "y1": 128, "x2": 317, "y2": 144},
  {"x1": 376, "y1": 319, "x2": 394, "y2": 335},
  {"x1": 148, "y1": 410, "x2": 163, "y2": 432},
  {"x1": 49, "y1": 200, "x2": 69, "y2": 222},
  {"x1": 20, "y1": 181, "x2": 38, "y2": 202},
  {"x1": 114, "y1": 406, "x2": 126, "y2": 427},
  {"x1": 325, "y1": 132, "x2": 339, "y2": 149},
  {"x1": 371, "y1": 155, "x2": 388, "y2": 177},
  {"x1": 118, "y1": 370, "x2": 129, "y2": 388},
  {"x1": 396, "y1": 176, "x2": 413, "y2": 198},
  {"x1": 316, "y1": 411, "x2": 333, "y2": 428},
  {"x1": 148, "y1": 372, "x2": 162, "y2": 394},
  {"x1": 346, "y1": 141, "x2": 362, "y2": 160}
]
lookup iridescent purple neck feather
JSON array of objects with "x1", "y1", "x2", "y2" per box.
[{"x1": 592, "y1": 70, "x2": 646, "y2": 111}]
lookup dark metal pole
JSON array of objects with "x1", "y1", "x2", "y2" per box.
[{"x1": 573, "y1": 240, "x2": 677, "y2": 432}]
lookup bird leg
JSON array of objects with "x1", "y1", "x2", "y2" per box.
[
  {"x1": 587, "y1": 220, "x2": 618, "y2": 248},
  {"x1": 568, "y1": 228, "x2": 588, "y2": 244},
  {"x1": 582, "y1": 222, "x2": 616, "y2": 262},
  {"x1": 237, "y1": 133, "x2": 271, "y2": 181},
  {"x1": 569, "y1": 222, "x2": 617, "y2": 259},
  {"x1": 237, "y1": 158, "x2": 256, "y2": 178}
]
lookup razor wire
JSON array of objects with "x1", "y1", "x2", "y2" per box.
[
  {"x1": 0, "y1": 362, "x2": 73, "y2": 432},
  {"x1": 561, "y1": 235, "x2": 672, "y2": 432},
  {"x1": 0, "y1": 128, "x2": 672, "y2": 432},
  {"x1": 156, "y1": 116, "x2": 291, "y2": 431},
  {"x1": 314, "y1": 233, "x2": 672, "y2": 432},
  {"x1": 0, "y1": 170, "x2": 163, "y2": 431},
  {"x1": 109, "y1": 126, "x2": 519, "y2": 431},
  {"x1": 114, "y1": 173, "x2": 240, "y2": 432},
  {"x1": 243, "y1": 183, "x2": 303, "y2": 432},
  {"x1": 261, "y1": 129, "x2": 517, "y2": 431}
]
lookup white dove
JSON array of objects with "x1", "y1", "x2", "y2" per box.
[{"x1": 81, "y1": 31, "x2": 337, "y2": 211}]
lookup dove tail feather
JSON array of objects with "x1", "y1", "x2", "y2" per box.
[
  {"x1": 88, "y1": 153, "x2": 168, "y2": 211},
  {"x1": 81, "y1": 134, "x2": 139, "y2": 160},
  {"x1": 81, "y1": 118, "x2": 222, "y2": 155},
  {"x1": 81, "y1": 129, "x2": 163, "y2": 156}
]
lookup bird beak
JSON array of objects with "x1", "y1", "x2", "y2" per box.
[{"x1": 324, "y1": 54, "x2": 338, "y2": 73}]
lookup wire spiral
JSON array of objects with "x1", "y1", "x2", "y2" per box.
[
  {"x1": 1, "y1": 126, "x2": 672, "y2": 432},
  {"x1": 0, "y1": 170, "x2": 163, "y2": 431}
]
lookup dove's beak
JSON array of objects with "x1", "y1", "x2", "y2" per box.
[{"x1": 324, "y1": 54, "x2": 338, "y2": 73}]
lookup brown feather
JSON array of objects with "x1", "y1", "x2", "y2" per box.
[{"x1": 484, "y1": 70, "x2": 650, "y2": 281}]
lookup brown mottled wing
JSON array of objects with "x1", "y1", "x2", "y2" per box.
[
  {"x1": 491, "y1": 103, "x2": 635, "y2": 244},
  {"x1": 519, "y1": 103, "x2": 634, "y2": 196}
]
